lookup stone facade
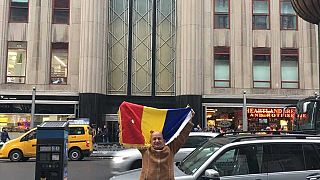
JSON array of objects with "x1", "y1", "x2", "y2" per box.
[{"x1": 0, "y1": 0, "x2": 318, "y2": 126}]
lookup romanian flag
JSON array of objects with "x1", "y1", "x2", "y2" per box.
[{"x1": 118, "y1": 101, "x2": 193, "y2": 148}]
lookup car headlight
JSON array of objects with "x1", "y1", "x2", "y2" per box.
[{"x1": 112, "y1": 156, "x2": 129, "y2": 163}]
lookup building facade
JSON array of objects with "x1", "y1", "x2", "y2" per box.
[{"x1": 0, "y1": 0, "x2": 318, "y2": 137}]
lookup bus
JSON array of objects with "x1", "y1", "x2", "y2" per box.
[{"x1": 293, "y1": 95, "x2": 320, "y2": 134}]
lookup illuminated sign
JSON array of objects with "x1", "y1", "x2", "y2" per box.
[{"x1": 247, "y1": 108, "x2": 296, "y2": 118}]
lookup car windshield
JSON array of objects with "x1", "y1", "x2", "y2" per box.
[{"x1": 179, "y1": 139, "x2": 222, "y2": 175}]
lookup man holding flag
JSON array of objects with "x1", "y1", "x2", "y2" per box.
[{"x1": 118, "y1": 102, "x2": 195, "y2": 180}]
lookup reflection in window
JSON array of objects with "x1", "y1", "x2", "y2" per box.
[
  {"x1": 51, "y1": 43, "x2": 68, "y2": 85},
  {"x1": 281, "y1": 48, "x2": 298, "y2": 88},
  {"x1": 9, "y1": 0, "x2": 29, "y2": 23},
  {"x1": 53, "y1": 0, "x2": 69, "y2": 24},
  {"x1": 280, "y1": 0, "x2": 297, "y2": 30},
  {"x1": 253, "y1": 0, "x2": 269, "y2": 29},
  {"x1": 214, "y1": 0, "x2": 229, "y2": 29},
  {"x1": 253, "y1": 48, "x2": 271, "y2": 88},
  {"x1": 6, "y1": 42, "x2": 27, "y2": 84},
  {"x1": 214, "y1": 47, "x2": 230, "y2": 87},
  {"x1": 209, "y1": 145, "x2": 263, "y2": 176}
]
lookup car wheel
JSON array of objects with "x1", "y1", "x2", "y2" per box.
[
  {"x1": 9, "y1": 150, "x2": 23, "y2": 162},
  {"x1": 69, "y1": 149, "x2": 82, "y2": 161},
  {"x1": 130, "y1": 160, "x2": 142, "y2": 170}
]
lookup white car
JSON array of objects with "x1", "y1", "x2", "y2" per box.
[
  {"x1": 108, "y1": 132, "x2": 219, "y2": 176},
  {"x1": 111, "y1": 133, "x2": 320, "y2": 180}
]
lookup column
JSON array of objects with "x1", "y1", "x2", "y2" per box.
[
  {"x1": 26, "y1": 0, "x2": 41, "y2": 84},
  {"x1": 0, "y1": 0, "x2": 9, "y2": 84},
  {"x1": 79, "y1": 0, "x2": 107, "y2": 93},
  {"x1": 37, "y1": 0, "x2": 52, "y2": 85},
  {"x1": 176, "y1": 0, "x2": 203, "y2": 95}
]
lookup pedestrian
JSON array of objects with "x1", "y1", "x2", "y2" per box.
[
  {"x1": 102, "y1": 125, "x2": 109, "y2": 143},
  {"x1": 97, "y1": 127, "x2": 103, "y2": 142},
  {"x1": 138, "y1": 114, "x2": 194, "y2": 180},
  {"x1": 196, "y1": 124, "x2": 202, "y2": 132},
  {"x1": 211, "y1": 125, "x2": 218, "y2": 133},
  {"x1": 1, "y1": 128, "x2": 10, "y2": 143}
]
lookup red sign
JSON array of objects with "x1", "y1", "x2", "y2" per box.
[{"x1": 247, "y1": 108, "x2": 296, "y2": 118}]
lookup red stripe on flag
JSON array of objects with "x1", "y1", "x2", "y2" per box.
[{"x1": 120, "y1": 102, "x2": 145, "y2": 144}]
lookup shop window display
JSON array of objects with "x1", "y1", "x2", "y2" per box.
[
  {"x1": 0, "y1": 114, "x2": 30, "y2": 132},
  {"x1": 206, "y1": 107, "x2": 296, "y2": 132},
  {"x1": 0, "y1": 114, "x2": 74, "y2": 133}
]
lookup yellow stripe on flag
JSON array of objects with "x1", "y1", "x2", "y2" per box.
[{"x1": 141, "y1": 106, "x2": 167, "y2": 146}]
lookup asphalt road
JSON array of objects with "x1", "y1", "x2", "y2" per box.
[{"x1": 0, "y1": 157, "x2": 113, "y2": 180}]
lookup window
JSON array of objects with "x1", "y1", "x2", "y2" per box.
[
  {"x1": 281, "y1": 48, "x2": 298, "y2": 88},
  {"x1": 9, "y1": 0, "x2": 29, "y2": 23},
  {"x1": 303, "y1": 144, "x2": 320, "y2": 170},
  {"x1": 53, "y1": 0, "x2": 69, "y2": 24},
  {"x1": 51, "y1": 43, "x2": 68, "y2": 85},
  {"x1": 208, "y1": 144, "x2": 263, "y2": 176},
  {"x1": 6, "y1": 42, "x2": 27, "y2": 84},
  {"x1": 267, "y1": 144, "x2": 304, "y2": 172},
  {"x1": 253, "y1": 0, "x2": 269, "y2": 29},
  {"x1": 69, "y1": 127, "x2": 85, "y2": 135},
  {"x1": 280, "y1": 0, "x2": 297, "y2": 30},
  {"x1": 253, "y1": 47, "x2": 271, "y2": 88},
  {"x1": 214, "y1": 47, "x2": 230, "y2": 87},
  {"x1": 214, "y1": 0, "x2": 229, "y2": 29},
  {"x1": 182, "y1": 136, "x2": 211, "y2": 148}
]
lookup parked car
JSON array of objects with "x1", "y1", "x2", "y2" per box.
[
  {"x1": 108, "y1": 132, "x2": 219, "y2": 176},
  {"x1": 0, "y1": 124, "x2": 93, "y2": 161},
  {"x1": 110, "y1": 132, "x2": 320, "y2": 180}
]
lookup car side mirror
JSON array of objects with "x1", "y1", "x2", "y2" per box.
[
  {"x1": 202, "y1": 169, "x2": 220, "y2": 180},
  {"x1": 175, "y1": 161, "x2": 180, "y2": 166}
]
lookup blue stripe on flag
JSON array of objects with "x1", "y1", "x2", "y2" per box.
[{"x1": 162, "y1": 107, "x2": 192, "y2": 142}]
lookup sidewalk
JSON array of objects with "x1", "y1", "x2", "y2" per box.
[{"x1": 91, "y1": 142, "x2": 125, "y2": 157}]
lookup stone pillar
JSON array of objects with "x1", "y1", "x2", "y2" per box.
[
  {"x1": 37, "y1": 0, "x2": 52, "y2": 85},
  {"x1": 176, "y1": 0, "x2": 203, "y2": 95},
  {"x1": 79, "y1": 0, "x2": 107, "y2": 93},
  {"x1": 69, "y1": 0, "x2": 81, "y2": 91},
  {"x1": 26, "y1": 0, "x2": 41, "y2": 84},
  {"x1": 0, "y1": 0, "x2": 9, "y2": 84}
]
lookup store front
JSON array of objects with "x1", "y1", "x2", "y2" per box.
[
  {"x1": 247, "y1": 107, "x2": 295, "y2": 131},
  {"x1": 0, "y1": 94, "x2": 78, "y2": 132},
  {"x1": 205, "y1": 106, "x2": 298, "y2": 132}
]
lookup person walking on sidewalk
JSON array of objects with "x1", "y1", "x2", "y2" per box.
[
  {"x1": 1, "y1": 128, "x2": 10, "y2": 143},
  {"x1": 102, "y1": 125, "x2": 109, "y2": 143}
]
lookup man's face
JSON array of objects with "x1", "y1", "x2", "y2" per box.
[{"x1": 151, "y1": 132, "x2": 165, "y2": 150}]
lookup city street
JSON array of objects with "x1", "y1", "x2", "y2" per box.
[{"x1": 0, "y1": 157, "x2": 113, "y2": 180}]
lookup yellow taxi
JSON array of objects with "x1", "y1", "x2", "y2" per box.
[{"x1": 0, "y1": 124, "x2": 93, "y2": 162}]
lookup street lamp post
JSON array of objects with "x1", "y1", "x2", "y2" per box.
[
  {"x1": 243, "y1": 91, "x2": 248, "y2": 131},
  {"x1": 31, "y1": 87, "x2": 36, "y2": 128}
]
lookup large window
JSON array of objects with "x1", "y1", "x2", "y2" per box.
[
  {"x1": 214, "y1": 0, "x2": 229, "y2": 29},
  {"x1": 52, "y1": 0, "x2": 69, "y2": 24},
  {"x1": 253, "y1": 0, "x2": 269, "y2": 30},
  {"x1": 214, "y1": 47, "x2": 230, "y2": 88},
  {"x1": 108, "y1": 0, "x2": 176, "y2": 96},
  {"x1": 6, "y1": 42, "x2": 27, "y2": 84},
  {"x1": 253, "y1": 47, "x2": 271, "y2": 88},
  {"x1": 51, "y1": 43, "x2": 68, "y2": 85},
  {"x1": 281, "y1": 48, "x2": 298, "y2": 88},
  {"x1": 9, "y1": 0, "x2": 29, "y2": 23},
  {"x1": 280, "y1": 0, "x2": 297, "y2": 30}
]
